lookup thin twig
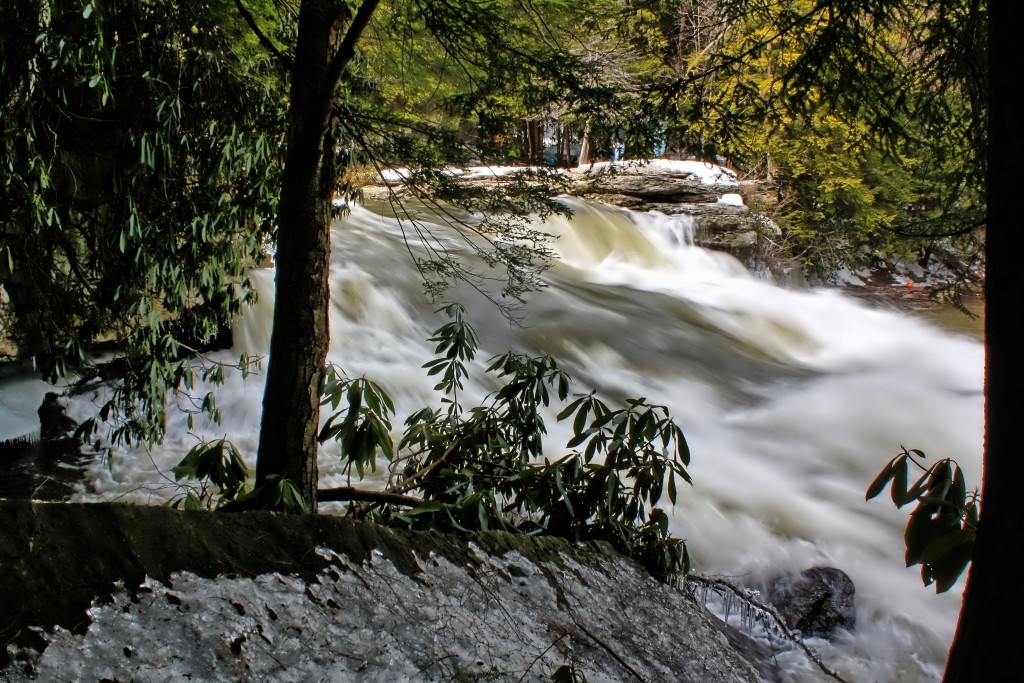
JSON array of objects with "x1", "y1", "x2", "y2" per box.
[
  {"x1": 387, "y1": 439, "x2": 462, "y2": 495},
  {"x1": 686, "y1": 574, "x2": 850, "y2": 683}
]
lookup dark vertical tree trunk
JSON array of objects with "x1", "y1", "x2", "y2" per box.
[
  {"x1": 255, "y1": 0, "x2": 381, "y2": 510},
  {"x1": 561, "y1": 124, "x2": 572, "y2": 167},
  {"x1": 255, "y1": 0, "x2": 349, "y2": 509},
  {"x1": 943, "y1": 4, "x2": 1023, "y2": 679}
]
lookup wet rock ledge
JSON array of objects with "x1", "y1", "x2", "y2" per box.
[{"x1": 0, "y1": 500, "x2": 763, "y2": 682}]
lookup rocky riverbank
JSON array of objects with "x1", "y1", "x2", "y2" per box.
[
  {"x1": 0, "y1": 500, "x2": 767, "y2": 682},
  {"x1": 364, "y1": 160, "x2": 777, "y2": 263},
  {"x1": 361, "y1": 159, "x2": 983, "y2": 320}
]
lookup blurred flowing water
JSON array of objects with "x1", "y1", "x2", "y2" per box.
[{"x1": 9, "y1": 197, "x2": 983, "y2": 681}]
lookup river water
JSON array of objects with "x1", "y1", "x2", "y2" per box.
[{"x1": 8, "y1": 196, "x2": 983, "y2": 681}]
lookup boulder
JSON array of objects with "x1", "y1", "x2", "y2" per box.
[
  {"x1": 37, "y1": 393, "x2": 76, "y2": 442},
  {"x1": 766, "y1": 566, "x2": 856, "y2": 638}
]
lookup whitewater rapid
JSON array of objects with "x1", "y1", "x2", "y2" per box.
[{"x1": 53, "y1": 196, "x2": 982, "y2": 682}]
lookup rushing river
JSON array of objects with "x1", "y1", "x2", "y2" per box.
[{"x1": 6, "y1": 196, "x2": 983, "y2": 681}]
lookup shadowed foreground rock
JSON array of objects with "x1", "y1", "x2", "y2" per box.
[{"x1": 0, "y1": 500, "x2": 763, "y2": 682}]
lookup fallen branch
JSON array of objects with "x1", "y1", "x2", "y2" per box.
[
  {"x1": 387, "y1": 438, "x2": 463, "y2": 495},
  {"x1": 317, "y1": 487, "x2": 422, "y2": 507}
]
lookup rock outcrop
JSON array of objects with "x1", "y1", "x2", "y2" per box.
[
  {"x1": 567, "y1": 162, "x2": 782, "y2": 267},
  {"x1": 569, "y1": 161, "x2": 738, "y2": 204},
  {"x1": 362, "y1": 160, "x2": 783, "y2": 268},
  {"x1": 0, "y1": 500, "x2": 764, "y2": 682},
  {"x1": 766, "y1": 566, "x2": 857, "y2": 638}
]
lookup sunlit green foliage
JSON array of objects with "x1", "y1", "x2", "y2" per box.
[{"x1": 650, "y1": 0, "x2": 985, "y2": 282}]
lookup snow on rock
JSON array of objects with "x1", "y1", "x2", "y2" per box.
[
  {"x1": 9, "y1": 549, "x2": 760, "y2": 682},
  {"x1": 0, "y1": 501, "x2": 764, "y2": 682},
  {"x1": 576, "y1": 160, "x2": 738, "y2": 187},
  {"x1": 569, "y1": 161, "x2": 739, "y2": 205},
  {"x1": 377, "y1": 165, "x2": 556, "y2": 186}
]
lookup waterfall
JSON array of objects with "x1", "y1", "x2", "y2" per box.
[{"x1": 55, "y1": 196, "x2": 980, "y2": 681}]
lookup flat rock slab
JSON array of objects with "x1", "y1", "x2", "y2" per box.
[{"x1": 0, "y1": 500, "x2": 762, "y2": 682}]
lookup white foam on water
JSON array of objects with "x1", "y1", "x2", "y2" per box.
[{"x1": 56, "y1": 198, "x2": 980, "y2": 681}]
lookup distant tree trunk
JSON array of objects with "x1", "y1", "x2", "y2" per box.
[
  {"x1": 523, "y1": 119, "x2": 544, "y2": 164},
  {"x1": 579, "y1": 133, "x2": 593, "y2": 166},
  {"x1": 942, "y1": 5, "x2": 1022, "y2": 680},
  {"x1": 560, "y1": 124, "x2": 572, "y2": 167}
]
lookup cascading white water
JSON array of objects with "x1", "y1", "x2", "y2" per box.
[{"x1": 58, "y1": 196, "x2": 980, "y2": 682}]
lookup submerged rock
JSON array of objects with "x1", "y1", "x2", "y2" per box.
[
  {"x1": 766, "y1": 566, "x2": 857, "y2": 638},
  {"x1": 37, "y1": 393, "x2": 76, "y2": 442},
  {"x1": 0, "y1": 393, "x2": 85, "y2": 501},
  {"x1": 0, "y1": 500, "x2": 764, "y2": 682}
]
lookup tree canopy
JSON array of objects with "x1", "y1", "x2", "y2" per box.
[{"x1": 2, "y1": 0, "x2": 284, "y2": 445}]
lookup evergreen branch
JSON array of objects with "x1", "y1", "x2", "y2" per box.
[{"x1": 231, "y1": 0, "x2": 293, "y2": 70}]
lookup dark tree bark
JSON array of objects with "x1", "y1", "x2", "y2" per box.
[
  {"x1": 943, "y1": 3, "x2": 1023, "y2": 679},
  {"x1": 524, "y1": 119, "x2": 544, "y2": 164},
  {"x1": 255, "y1": 0, "x2": 380, "y2": 509},
  {"x1": 255, "y1": 0, "x2": 347, "y2": 508}
]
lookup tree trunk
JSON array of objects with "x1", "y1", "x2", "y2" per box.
[
  {"x1": 255, "y1": 0, "x2": 349, "y2": 509},
  {"x1": 579, "y1": 133, "x2": 593, "y2": 166},
  {"x1": 943, "y1": 5, "x2": 1023, "y2": 679},
  {"x1": 561, "y1": 124, "x2": 572, "y2": 167},
  {"x1": 524, "y1": 119, "x2": 544, "y2": 164}
]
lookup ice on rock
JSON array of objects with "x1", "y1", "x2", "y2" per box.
[{"x1": 4, "y1": 546, "x2": 761, "y2": 682}]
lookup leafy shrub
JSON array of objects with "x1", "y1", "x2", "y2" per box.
[
  {"x1": 867, "y1": 447, "x2": 978, "y2": 593},
  {"x1": 172, "y1": 438, "x2": 307, "y2": 514},
  {"x1": 174, "y1": 304, "x2": 692, "y2": 580},
  {"x1": 321, "y1": 304, "x2": 692, "y2": 580}
]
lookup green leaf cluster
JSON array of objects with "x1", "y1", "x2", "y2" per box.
[
  {"x1": 644, "y1": 0, "x2": 986, "y2": 282},
  {"x1": 171, "y1": 437, "x2": 308, "y2": 513},
  {"x1": 2, "y1": 0, "x2": 286, "y2": 447},
  {"x1": 866, "y1": 447, "x2": 978, "y2": 593},
  {"x1": 319, "y1": 304, "x2": 692, "y2": 581}
]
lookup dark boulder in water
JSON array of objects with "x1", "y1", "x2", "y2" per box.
[
  {"x1": 37, "y1": 392, "x2": 76, "y2": 442},
  {"x1": 767, "y1": 566, "x2": 856, "y2": 638}
]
